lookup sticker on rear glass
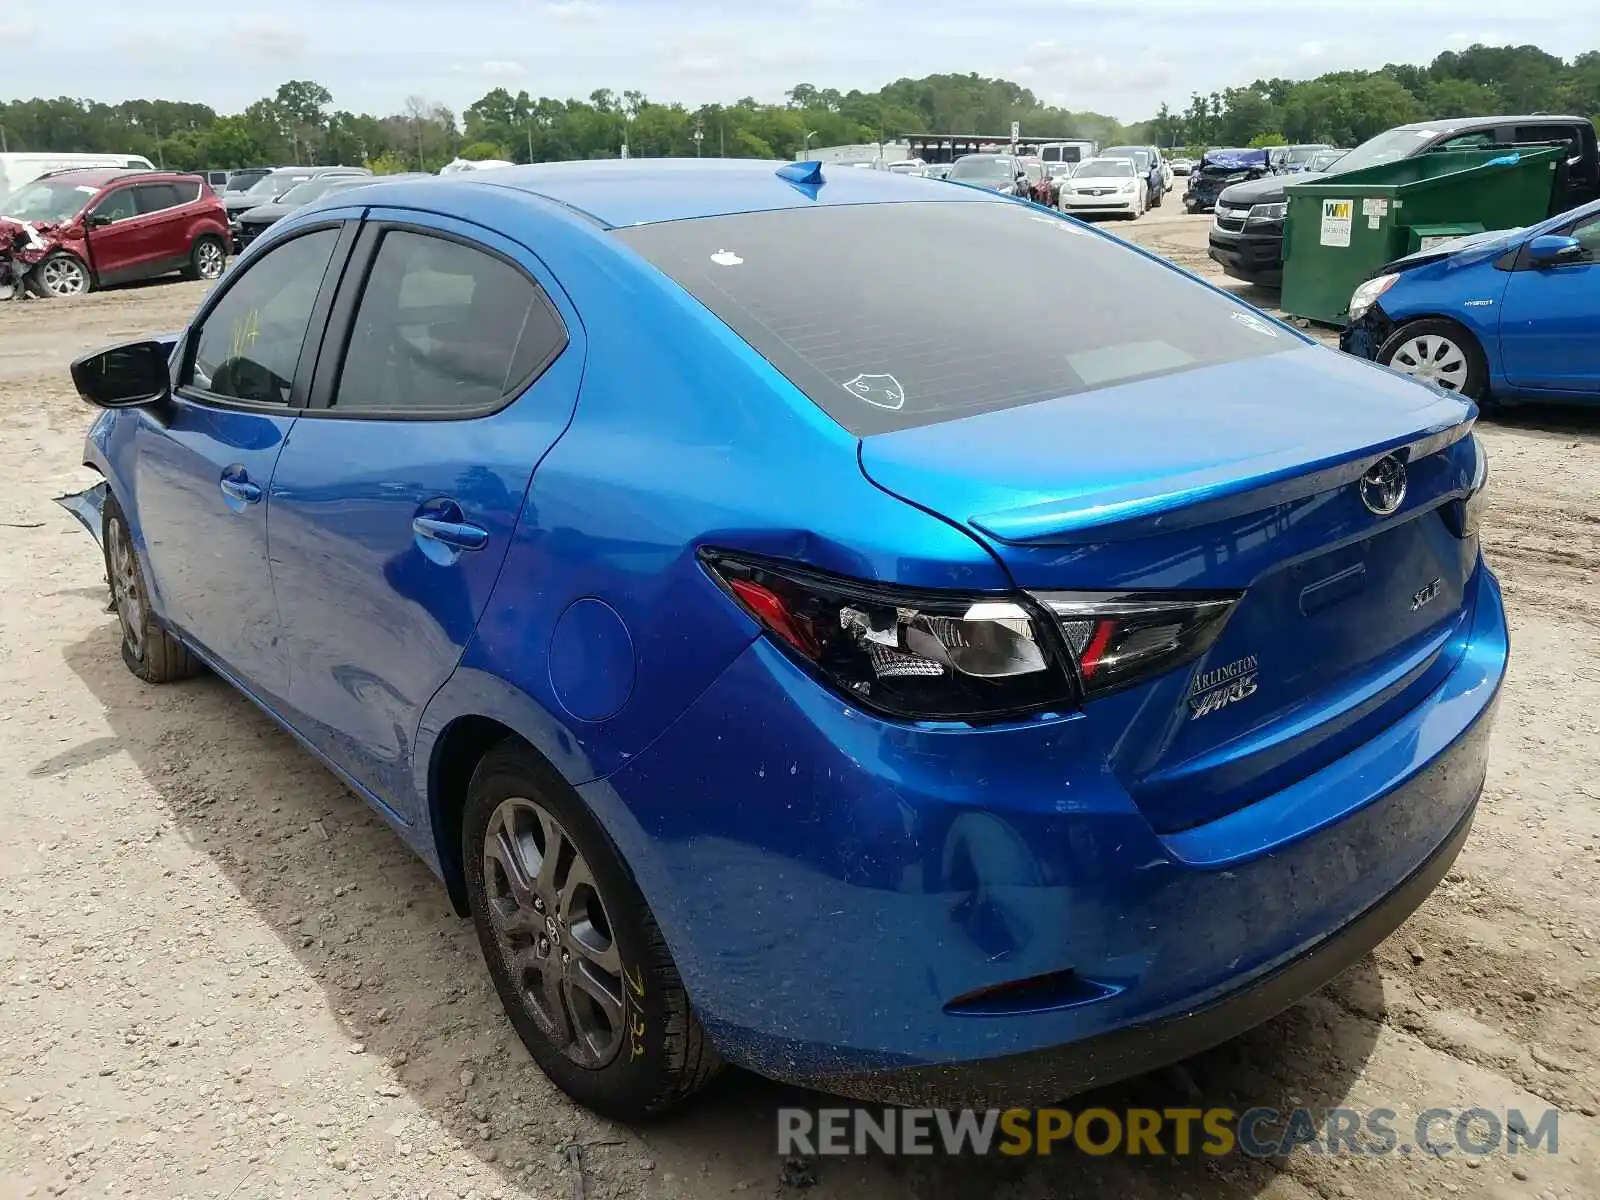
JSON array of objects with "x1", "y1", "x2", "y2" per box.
[
  {"x1": 1320, "y1": 199, "x2": 1353, "y2": 247},
  {"x1": 1230, "y1": 311, "x2": 1279, "y2": 337},
  {"x1": 842, "y1": 373, "x2": 905, "y2": 410},
  {"x1": 710, "y1": 249, "x2": 743, "y2": 266}
]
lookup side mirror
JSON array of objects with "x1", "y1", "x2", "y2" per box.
[
  {"x1": 70, "y1": 340, "x2": 172, "y2": 409},
  {"x1": 87, "y1": 213, "x2": 114, "y2": 229},
  {"x1": 1528, "y1": 234, "x2": 1584, "y2": 266}
]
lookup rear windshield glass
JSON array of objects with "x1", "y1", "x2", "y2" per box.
[{"x1": 614, "y1": 201, "x2": 1294, "y2": 436}]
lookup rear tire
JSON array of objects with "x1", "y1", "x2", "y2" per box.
[
  {"x1": 463, "y1": 741, "x2": 722, "y2": 1120},
  {"x1": 102, "y1": 496, "x2": 201, "y2": 684},
  {"x1": 183, "y1": 235, "x2": 227, "y2": 282},
  {"x1": 1376, "y1": 318, "x2": 1488, "y2": 401}
]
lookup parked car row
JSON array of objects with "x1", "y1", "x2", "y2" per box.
[{"x1": 941, "y1": 143, "x2": 1175, "y2": 220}]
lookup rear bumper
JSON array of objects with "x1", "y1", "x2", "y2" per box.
[
  {"x1": 826, "y1": 785, "x2": 1480, "y2": 1106},
  {"x1": 581, "y1": 562, "x2": 1507, "y2": 1105},
  {"x1": 1209, "y1": 225, "x2": 1284, "y2": 286}
]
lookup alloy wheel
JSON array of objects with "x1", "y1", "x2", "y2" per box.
[
  {"x1": 107, "y1": 518, "x2": 145, "y2": 659},
  {"x1": 481, "y1": 796, "x2": 626, "y2": 1069},
  {"x1": 1389, "y1": 334, "x2": 1470, "y2": 392},
  {"x1": 40, "y1": 256, "x2": 88, "y2": 297},
  {"x1": 197, "y1": 241, "x2": 225, "y2": 279}
]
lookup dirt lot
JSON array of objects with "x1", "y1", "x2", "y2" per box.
[{"x1": 2, "y1": 213, "x2": 1598, "y2": 1200}]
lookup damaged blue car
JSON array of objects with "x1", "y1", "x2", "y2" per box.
[
  {"x1": 1342, "y1": 196, "x2": 1600, "y2": 404},
  {"x1": 61, "y1": 158, "x2": 1505, "y2": 1120}
]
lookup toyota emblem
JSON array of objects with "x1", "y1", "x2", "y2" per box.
[{"x1": 1359, "y1": 455, "x2": 1407, "y2": 516}]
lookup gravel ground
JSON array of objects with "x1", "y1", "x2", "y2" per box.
[{"x1": 2, "y1": 212, "x2": 1598, "y2": 1200}]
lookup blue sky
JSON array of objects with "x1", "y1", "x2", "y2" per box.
[{"x1": 11, "y1": 0, "x2": 1600, "y2": 122}]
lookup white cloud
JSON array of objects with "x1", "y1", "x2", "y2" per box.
[{"x1": 8, "y1": 0, "x2": 1599, "y2": 122}]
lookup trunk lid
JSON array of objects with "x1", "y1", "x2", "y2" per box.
[{"x1": 859, "y1": 345, "x2": 1481, "y2": 832}]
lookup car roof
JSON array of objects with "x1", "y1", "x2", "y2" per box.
[
  {"x1": 1397, "y1": 113, "x2": 1587, "y2": 133},
  {"x1": 270, "y1": 165, "x2": 366, "y2": 176},
  {"x1": 28, "y1": 167, "x2": 201, "y2": 188},
  {"x1": 444, "y1": 158, "x2": 1000, "y2": 227}
]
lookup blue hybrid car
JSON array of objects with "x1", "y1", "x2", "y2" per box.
[
  {"x1": 1342, "y1": 196, "x2": 1600, "y2": 404},
  {"x1": 63, "y1": 159, "x2": 1505, "y2": 1119}
]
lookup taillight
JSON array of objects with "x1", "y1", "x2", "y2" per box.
[
  {"x1": 1030, "y1": 591, "x2": 1240, "y2": 701},
  {"x1": 1445, "y1": 434, "x2": 1489, "y2": 539},
  {"x1": 702, "y1": 551, "x2": 1243, "y2": 721}
]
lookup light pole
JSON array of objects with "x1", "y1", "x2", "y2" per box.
[
  {"x1": 693, "y1": 120, "x2": 704, "y2": 157},
  {"x1": 0, "y1": 123, "x2": 7, "y2": 154},
  {"x1": 803, "y1": 129, "x2": 818, "y2": 154}
]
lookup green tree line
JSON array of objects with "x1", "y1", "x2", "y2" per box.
[
  {"x1": 1152, "y1": 44, "x2": 1600, "y2": 149},
  {"x1": 2, "y1": 44, "x2": 1597, "y2": 173}
]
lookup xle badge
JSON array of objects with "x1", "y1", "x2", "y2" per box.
[
  {"x1": 1189, "y1": 655, "x2": 1259, "y2": 720},
  {"x1": 1411, "y1": 578, "x2": 1443, "y2": 611}
]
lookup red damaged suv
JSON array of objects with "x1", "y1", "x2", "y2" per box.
[{"x1": 0, "y1": 168, "x2": 230, "y2": 297}]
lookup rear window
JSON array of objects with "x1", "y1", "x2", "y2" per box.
[{"x1": 614, "y1": 202, "x2": 1294, "y2": 436}]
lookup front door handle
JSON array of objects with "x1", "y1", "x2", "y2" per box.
[
  {"x1": 219, "y1": 467, "x2": 261, "y2": 505},
  {"x1": 413, "y1": 516, "x2": 489, "y2": 551}
]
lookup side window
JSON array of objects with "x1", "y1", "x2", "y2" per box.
[
  {"x1": 1431, "y1": 132, "x2": 1497, "y2": 153},
  {"x1": 187, "y1": 228, "x2": 340, "y2": 405},
  {"x1": 330, "y1": 229, "x2": 567, "y2": 416},
  {"x1": 92, "y1": 187, "x2": 138, "y2": 224},
  {"x1": 1512, "y1": 124, "x2": 1577, "y2": 154},
  {"x1": 135, "y1": 183, "x2": 184, "y2": 214}
]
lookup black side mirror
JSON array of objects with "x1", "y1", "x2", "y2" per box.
[
  {"x1": 87, "y1": 214, "x2": 114, "y2": 229},
  {"x1": 70, "y1": 340, "x2": 172, "y2": 409}
]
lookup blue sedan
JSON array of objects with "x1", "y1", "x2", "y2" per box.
[
  {"x1": 1342, "y1": 197, "x2": 1600, "y2": 403},
  {"x1": 63, "y1": 159, "x2": 1504, "y2": 1118}
]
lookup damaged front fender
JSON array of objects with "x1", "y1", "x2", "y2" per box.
[{"x1": 55, "y1": 480, "x2": 108, "y2": 548}]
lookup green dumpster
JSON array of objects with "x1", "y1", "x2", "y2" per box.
[{"x1": 1280, "y1": 145, "x2": 1561, "y2": 326}]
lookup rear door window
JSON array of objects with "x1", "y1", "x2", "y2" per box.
[
  {"x1": 614, "y1": 201, "x2": 1294, "y2": 436},
  {"x1": 135, "y1": 183, "x2": 185, "y2": 214},
  {"x1": 329, "y1": 229, "x2": 567, "y2": 416}
]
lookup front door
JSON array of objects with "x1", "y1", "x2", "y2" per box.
[
  {"x1": 267, "y1": 212, "x2": 582, "y2": 817},
  {"x1": 1498, "y1": 211, "x2": 1600, "y2": 394},
  {"x1": 82, "y1": 183, "x2": 144, "y2": 282},
  {"x1": 133, "y1": 222, "x2": 352, "y2": 702}
]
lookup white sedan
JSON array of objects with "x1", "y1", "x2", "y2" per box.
[{"x1": 1057, "y1": 157, "x2": 1147, "y2": 219}]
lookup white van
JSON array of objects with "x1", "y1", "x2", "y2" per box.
[{"x1": 0, "y1": 152, "x2": 156, "y2": 200}]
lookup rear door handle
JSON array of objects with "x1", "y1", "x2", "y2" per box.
[
  {"x1": 412, "y1": 514, "x2": 489, "y2": 551},
  {"x1": 219, "y1": 468, "x2": 261, "y2": 504}
]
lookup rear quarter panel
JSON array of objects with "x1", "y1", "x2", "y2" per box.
[{"x1": 407, "y1": 187, "x2": 1009, "y2": 810}]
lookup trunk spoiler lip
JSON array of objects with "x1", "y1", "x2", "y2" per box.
[{"x1": 969, "y1": 412, "x2": 1477, "y2": 547}]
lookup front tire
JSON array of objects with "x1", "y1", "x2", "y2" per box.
[
  {"x1": 184, "y1": 235, "x2": 227, "y2": 282},
  {"x1": 1376, "y1": 318, "x2": 1488, "y2": 400},
  {"x1": 464, "y1": 742, "x2": 722, "y2": 1120},
  {"x1": 28, "y1": 252, "x2": 91, "y2": 298},
  {"x1": 103, "y1": 497, "x2": 200, "y2": 683}
]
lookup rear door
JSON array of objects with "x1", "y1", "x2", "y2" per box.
[
  {"x1": 266, "y1": 211, "x2": 583, "y2": 816},
  {"x1": 1498, "y1": 209, "x2": 1600, "y2": 393},
  {"x1": 133, "y1": 218, "x2": 356, "y2": 702},
  {"x1": 132, "y1": 181, "x2": 200, "y2": 277}
]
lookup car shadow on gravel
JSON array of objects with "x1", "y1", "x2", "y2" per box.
[
  {"x1": 66, "y1": 625, "x2": 1385, "y2": 1200},
  {"x1": 1479, "y1": 402, "x2": 1600, "y2": 441}
]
